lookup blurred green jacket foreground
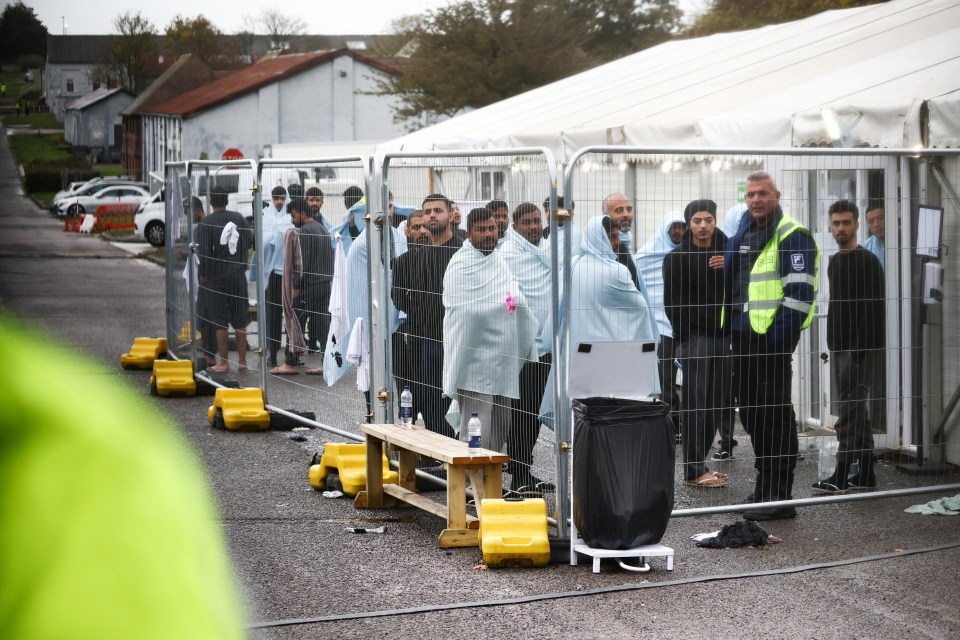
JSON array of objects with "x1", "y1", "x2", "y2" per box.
[{"x1": 0, "y1": 313, "x2": 244, "y2": 639}]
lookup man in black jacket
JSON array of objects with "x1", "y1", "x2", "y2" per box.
[
  {"x1": 293, "y1": 196, "x2": 333, "y2": 370},
  {"x1": 664, "y1": 199, "x2": 731, "y2": 488},
  {"x1": 391, "y1": 209, "x2": 430, "y2": 421},
  {"x1": 391, "y1": 194, "x2": 463, "y2": 438},
  {"x1": 813, "y1": 200, "x2": 885, "y2": 493}
]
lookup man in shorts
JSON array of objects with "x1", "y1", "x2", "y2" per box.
[{"x1": 197, "y1": 186, "x2": 254, "y2": 373}]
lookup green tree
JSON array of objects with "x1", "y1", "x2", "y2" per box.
[
  {"x1": 0, "y1": 1, "x2": 48, "y2": 61},
  {"x1": 687, "y1": 0, "x2": 886, "y2": 37},
  {"x1": 378, "y1": 0, "x2": 680, "y2": 128},
  {"x1": 165, "y1": 15, "x2": 222, "y2": 63},
  {"x1": 90, "y1": 12, "x2": 159, "y2": 93},
  {"x1": 575, "y1": 0, "x2": 682, "y2": 62}
]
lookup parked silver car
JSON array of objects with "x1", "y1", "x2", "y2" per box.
[
  {"x1": 50, "y1": 178, "x2": 147, "y2": 215},
  {"x1": 56, "y1": 183, "x2": 150, "y2": 217}
]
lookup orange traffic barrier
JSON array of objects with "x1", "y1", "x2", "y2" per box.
[{"x1": 94, "y1": 204, "x2": 137, "y2": 231}]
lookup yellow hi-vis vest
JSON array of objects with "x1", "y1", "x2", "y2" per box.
[{"x1": 728, "y1": 213, "x2": 820, "y2": 335}]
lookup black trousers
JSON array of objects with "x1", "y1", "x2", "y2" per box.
[
  {"x1": 865, "y1": 348, "x2": 886, "y2": 432},
  {"x1": 508, "y1": 353, "x2": 552, "y2": 478},
  {"x1": 657, "y1": 335, "x2": 681, "y2": 430},
  {"x1": 392, "y1": 326, "x2": 421, "y2": 423},
  {"x1": 420, "y1": 339, "x2": 455, "y2": 439},
  {"x1": 679, "y1": 335, "x2": 731, "y2": 480},
  {"x1": 296, "y1": 279, "x2": 331, "y2": 354},
  {"x1": 265, "y1": 272, "x2": 283, "y2": 365},
  {"x1": 733, "y1": 332, "x2": 798, "y2": 501},
  {"x1": 831, "y1": 350, "x2": 874, "y2": 466}
]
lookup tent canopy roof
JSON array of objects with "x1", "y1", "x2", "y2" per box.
[{"x1": 378, "y1": 0, "x2": 960, "y2": 159}]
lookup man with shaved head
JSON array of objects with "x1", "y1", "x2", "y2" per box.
[{"x1": 724, "y1": 171, "x2": 819, "y2": 521}]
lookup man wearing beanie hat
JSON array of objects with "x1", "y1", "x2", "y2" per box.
[{"x1": 664, "y1": 199, "x2": 732, "y2": 487}]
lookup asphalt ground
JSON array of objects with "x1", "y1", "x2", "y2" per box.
[{"x1": 2, "y1": 129, "x2": 959, "y2": 639}]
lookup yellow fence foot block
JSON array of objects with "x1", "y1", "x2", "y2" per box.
[
  {"x1": 479, "y1": 498, "x2": 551, "y2": 568},
  {"x1": 178, "y1": 322, "x2": 200, "y2": 347},
  {"x1": 207, "y1": 387, "x2": 270, "y2": 431},
  {"x1": 308, "y1": 443, "x2": 398, "y2": 495},
  {"x1": 150, "y1": 359, "x2": 196, "y2": 397},
  {"x1": 121, "y1": 337, "x2": 168, "y2": 369}
]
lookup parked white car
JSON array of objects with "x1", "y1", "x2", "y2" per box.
[
  {"x1": 134, "y1": 167, "x2": 306, "y2": 247},
  {"x1": 56, "y1": 183, "x2": 150, "y2": 217},
  {"x1": 133, "y1": 189, "x2": 168, "y2": 247}
]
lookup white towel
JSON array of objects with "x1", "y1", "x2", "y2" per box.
[
  {"x1": 181, "y1": 253, "x2": 199, "y2": 302},
  {"x1": 329, "y1": 234, "x2": 350, "y2": 344},
  {"x1": 346, "y1": 316, "x2": 369, "y2": 392},
  {"x1": 220, "y1": 221, "x2": 239, "y2": 255},
  {"x1": 322, "y1": 235, "x2": 353, "y2": 387}
]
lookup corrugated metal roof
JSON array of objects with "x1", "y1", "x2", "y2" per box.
[
  {"x1": 65, "y1": 87, "x2": 133, "y2": 111},
  {"x1": 146, "y1": 48, "x2": 401, "y2": 118}
]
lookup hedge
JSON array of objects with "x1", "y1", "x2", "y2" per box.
[{"x1": 22, "y1": 160, "x2": 98, "y2": 193}]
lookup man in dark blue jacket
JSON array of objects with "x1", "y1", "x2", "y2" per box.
[{"x1": 724, "y1": 171, "x2": 819, "y2": 520}]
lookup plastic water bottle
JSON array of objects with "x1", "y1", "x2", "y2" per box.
[
  {"x1": 818, "y1": 439, "x2": 839, "y2": 480},
  {"x1": 399, "y1": 385, "x2": 413, "y2": 426},
  {"x1": 468, "y1": 412, "x2": 482, "y2": 454}
]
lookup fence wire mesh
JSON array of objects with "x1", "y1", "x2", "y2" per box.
[
  {"x1": 565, "y1": 147, "x2": 960, "y2": 517},
  {"x1": 163, "y1": 147, "x2": 960, "y2": 536},
  {"x1": 381, "y1": 150, "x2": 561, "y2": 517}
]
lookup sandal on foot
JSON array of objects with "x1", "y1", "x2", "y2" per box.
[
  {"x1": 685, "y1": 471, "x2": 727, "y2": 488},
  {"x1": 269, "y1": 365, "x2": 299, "y2": 375},
  {"x1": 305, "y1": 367, "x2": 323, "y2": 375},
  {"x1": 209, "y1": 363, "x2": 229, "y2": 373},
  {"x1": 237, "y1": 364, "x2": 249, "y2": 372}
]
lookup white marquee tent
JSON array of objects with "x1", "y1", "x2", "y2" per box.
[{"x1": 377, "y1": 0, "x2": 960, "y2": 158}]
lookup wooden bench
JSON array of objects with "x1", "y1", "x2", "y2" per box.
[{"x1": 355, "y1": 423, "x2": 508, "y2": 548}]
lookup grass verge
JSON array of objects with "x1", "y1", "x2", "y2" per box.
[
  {"x1": 32, "y1": 191, "x2": 56, "y2": 209},
  {"x1": 2, "y1": 113, "x2": 59, "y2": 129},
  {"x1": 8, "y1": 131, "x2": 71, "y2": 164}
]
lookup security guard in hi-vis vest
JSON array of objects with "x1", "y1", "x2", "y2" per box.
[{"x1": 723, "y1": 171, "x2": 819, "y2": 521}]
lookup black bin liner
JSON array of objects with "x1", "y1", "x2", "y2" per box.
[{"x1": 573, "y1": 397, "x2": 674, "y2": 550}]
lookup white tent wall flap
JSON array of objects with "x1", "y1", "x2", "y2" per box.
[{"x1": 376, "y1": 0, "x2": 960, "y2": 159}]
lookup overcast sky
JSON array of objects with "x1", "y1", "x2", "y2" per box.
[
  {"x1": 35, "y1": 0, "x2": 453, "y2": 36},
  {"x1": 33, "y1": 0, "x2": 704, "y2": 36}
]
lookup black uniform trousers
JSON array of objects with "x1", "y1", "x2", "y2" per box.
[{"x1": 733, "y1": 331, "x2": 798, "y2": 501}]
